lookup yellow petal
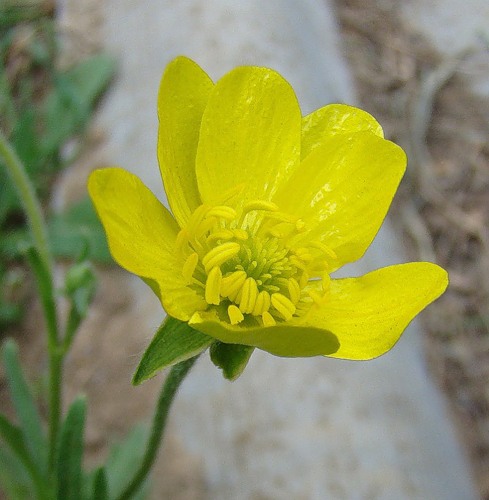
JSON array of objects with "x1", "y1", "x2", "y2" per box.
[
  {"x1": 88, "y1": 168, "x2": 207, "y2": 320},
  {"x1": 305, "y1": 262, "x2": 449, "y2": 359},
  {"x1": 158, "y1": 56, "x2": 214, "y2": 226},
  {"x1": 301, "y1": 104, "x2": 384, "y2": 160},
  {"x1": 196, "y1": 66, "x2": 301, "y2": 207},
  {"x1": 274, "y1": 131, "x2": 406, "y2": 270}
]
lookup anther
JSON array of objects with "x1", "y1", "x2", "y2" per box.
[
  {"x1": 252, "y1": 290, "x2": 271, "y2": 316},
  {"x1": 207, "y1": 230, "x2": 234, "y2": 243},
  {"x1": 262, "y1": 311, "x2": 276, "y2": 327},
  {"x1": 202, "y1": 242, "x2": 240, "y2": 272},
  {"x1": 271, "y1": 293, "x2": 296, "y2": 321},
  {"x1": 205, "y1": 266, "x2": 222, "y2": 305},
  {"x1": 228, "y1": 304, "x2": 244, "y2": 325},
  {"x1": 287, "y1": 278, "x2": 301, "y2": 304},
  {"x1": 220, "y1": 270, "x2": 247, "y2": 298},
  {"x1": 242, "y1": 200, "x2": 279, "y2": 214},
  {"x1": 205, "y1": 205, "x2": 237, "y2": 221},
  {"x1": 182, "y1": 252, "x2": 199, "y2": 282},
  {"x1": 310, "y1": 241, "x2": 338, "y2": 260},
  {"x1": 239, "y1": 277, "x2": 258, "y2": 314}
]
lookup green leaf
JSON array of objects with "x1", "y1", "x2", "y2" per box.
[
  {"x1": 57, "y1": 396, "x2": 87, "y2": 500},
  {"x1": 0, "y1": 445, "x2": 34, "y2": 500},
  {"x1": 41, "y1": 54, "x2": 116, "y2": 156},
  {"x1": 48, "y1": 197, "x2": 112, "y2": 263},
  {"x1": 133, "y1": 316, "x2": 213, "y2": 385},
  {"x1": 210, "y1": 342, "x2": 254, "y2": 381},
  {"x1": 0, "y1": 413, "x2": 50, "y2": 499},
  {"x1": 0, "y1": 197, "x2": 113, "y2": 263},
  {"x1": 2, "y1": 339, "x2": 47, "y2": 473},
  {"x1": 104, "y1": 425, "x2": 149, "y2": 499},
  {"x1": 91, "y1": 467, "x2": 108, "y2": 500}
]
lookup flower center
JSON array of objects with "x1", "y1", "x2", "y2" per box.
[{"x1": 176, "y1": 197, "x2": 335, "y2": 326}]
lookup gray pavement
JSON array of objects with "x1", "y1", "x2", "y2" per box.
[{"x1": 59, "y1": 0, "x2": 478, "y2": 498}]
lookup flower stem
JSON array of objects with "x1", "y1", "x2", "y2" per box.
[
  {"x1": 116, "y1": 356, "x2": 198, "y2": 500},
  {"x1": 0, "y1": 131, "x2": 61, "y2": 473},
  {"x1": 0, "y1": 130, "x2": 52, "y2": 274}
]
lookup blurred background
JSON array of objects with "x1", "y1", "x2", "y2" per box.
[{"x1": 1, "y1": 0, "x2": 488, "y2": 498}]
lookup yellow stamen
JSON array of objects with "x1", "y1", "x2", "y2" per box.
[
  {"x1": 242, "y1": 200, "x2": 279, "y2": 214},
  {"x1": 207, "y1": 230, "x2": 234, "y2": 243},
  {"x1": 262, "y1": 311, "x2": 276, "y2": 327},
  {"x1": 202, "y1": 242, "x2": 240, "y2": 272},
  {"x1": 205, "y1": 266, "x2": 222, "y2": 305},
  {"x1": 232, "y1": 229, "x2": 249, "y2": 240},
  {"x1": 310, "y1": 241, "x2": 338, "y2": 260},
  {"x1": 271, "y1": 293, "x2": 296, "y2": 320},
  {"x1": 239, "y1": 277, "x2": 259, "y2": 314},
  {"x1": 287, "y1": 278, "x2": 301, "y2": 304},
  {"x1": 252, "y1": 290, "x2": 271, "y2": 316},
  {"x1": 175, "y1": 228, "x2": 190, "y2": 253},
  {"x1": 182, "y1": 252, "x2": 199, "y2": 282},
  {"x1": 205, "y1": 205, "x2": 237, "y2": 220},
  {"x1": 221, "y1": 270, "x2": 247, "y2": 298},
  {"x1": 228, "y1": 304, "x2": 244, "y2": 325}
]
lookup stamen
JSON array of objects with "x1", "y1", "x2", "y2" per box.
[
  {"x1": 228, "y1": 304, "x2": 244, "y2": 325},
  {"x1": 205, "y1": 266, "x2": 222, "y2": 305},
  {"x1": 252, "y1": 290, "x2": 271, "y2": 316},
  {"x1": 220, "y1": 270, "x2": 247, "y2": 298},
  {"x1": 287, "y1": 278, "x2": 301, "y2": 304},
  {"x1": 207, "y1": 230, "x2": 234, "y2": 243},
  {"x1": 239, "y1": 277, "x2": 258, "y2": 314},
  {"x1": 271, "y1": 293, "x2": 296, "y2": 320},
  {"x1": 202, "y1": 242, "x2": 240, "y2": 272},
  {"x1": 310, "y1": 241, "x2": 338, "y2": 260},
  {"x1": 175, "y1": 228, "x2": 190, "y2": 253},
  {"x1": 205, "y1": 205, "x2": 237, "y2": 220},
  {"x1": 242, "y1": 200, "x2": 279, "y2": 214},
  {"x1": 262, "y1": 311, "x2": 276, "y2": 327},
  {"x1": 182, "y1": 252, "x2": 199, "y2": 282},
  {"x1": 232, "y1": 229, "x2": 249, "y2": 240}
]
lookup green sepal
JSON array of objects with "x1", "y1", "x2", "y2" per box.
[
  {"x1": 210, "y1": 342, "x2": 254, "y2": 381},
  {"x1": 2, "y1": 339, "x2": 47, "y2": 474},
  {"x1": 132, "y1": 316, "x2": 213, "y2": 385},
  {"x1": 56, "y1": 396, "x2": 86, "y2": 500}
]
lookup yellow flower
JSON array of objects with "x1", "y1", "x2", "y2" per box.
[{"x1": 88, "y1": 56, "x2": 447, "y2": 371}]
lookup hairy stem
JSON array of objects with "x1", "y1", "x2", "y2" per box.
[{"x1": 116, "y1": 356, "x2": 198, "y2": 500}]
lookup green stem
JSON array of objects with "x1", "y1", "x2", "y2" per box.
[
  {"x1": 0, "y1": 131, "x2": 62, "y2": 473},
  {"x1": 116, "y1": 356, "x2": 198, "y2": 500},
  {"x1": 0, "y1": 130, "x2": 52, "y2": 274}
]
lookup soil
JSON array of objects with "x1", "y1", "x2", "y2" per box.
[{"x1": 333, "y1": 0, "x2": 489, "y2": 497}]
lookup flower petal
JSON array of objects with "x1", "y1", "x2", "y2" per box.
[
  {"x1": 305, "y1": 262, "x2": 449, "y2": 359},
  {"x1": 88, "y1": 168, "x2": 207, "y2": 320},
  {"x1": 301, "y1": 104, "x2": 384, "y2": 160},
  {"x1": 274, "y1": 131, "x2": 406, "y2": 270},
  {"x1": 158, "y1": 56, "x2": 214, "y2": 226},
  {"x1": 188, "y1": 310, "x2": 339, "y2": 357},
  {"x1": 196, "y1": 66, "x2": 301, "y2": 207}
]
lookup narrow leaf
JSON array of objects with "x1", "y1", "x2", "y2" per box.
[
  {"x1": 56, "y1": 396, "x2": 86, "y2": 500},
  {"x1": 210, "y1": 342, "x2": 254, "y2": 381},
  {"x1": 2, "y1": 339, "x2": 47, "y2": 472},
  {"x1": 0, "y1": 413, "x2": 50, "y2": 499},
  {"x1": 133, "y1": 316, "x2": 213, "y2": 385},
  {"x1": 91, "y1": 467, "x2": 108, "y2": 500}
]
